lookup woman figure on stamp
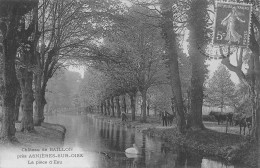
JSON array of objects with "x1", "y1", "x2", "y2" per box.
[{"x1": 221, "y1": 6, "x2": 245, "y2": 44}]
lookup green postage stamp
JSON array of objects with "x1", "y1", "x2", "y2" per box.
[{"x1": 213, "y1": 2, "x2": 252, "y2": 47}]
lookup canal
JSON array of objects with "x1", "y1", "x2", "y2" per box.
[{"x1": 45, "y1": 113, "x2": 242, "y2": 168}]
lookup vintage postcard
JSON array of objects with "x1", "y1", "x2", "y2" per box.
[{"x1": 0, "y1": 0, "x2": 258, "y2": 168}]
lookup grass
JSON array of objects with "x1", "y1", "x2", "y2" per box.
[
  {"x1": 143, "y1": 125, "x2": 257, "y2": 168},
  {"x1": 0, "y1": 122, "x2": 65, "y2": 148},
  {"x1": 16, "y1": 125, "x2": 65, "y2": 148}
]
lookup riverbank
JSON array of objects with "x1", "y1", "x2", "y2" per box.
[
  {"x1": 143, "y1": 127, "x2": 257, "y2": 168},
  {"x1": 0, "y1": 122, "x2": 66, "y2": 148},
  {"x1": 90, "y1": 113, "x2": 257, "y2": 168}
]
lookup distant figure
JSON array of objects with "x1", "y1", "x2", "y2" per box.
[
  {"x1": 166, "y1": 113, "x2": 175, "y2": 126},
  {"x1": 162, "y1": 111, "x2": 168, "y2": 127},
  {"x1": 226, "y1": 112, "x2": 234, "y2": 126},
  {"x1": 233, "y1": 113, "x2": 252, "y2": 135},
  {"x1": 161, "y1": 143, "x2": 166, "y2": 154},
  {"x1": 122, "y1": 112, "x2": 128, "y2": 122}
]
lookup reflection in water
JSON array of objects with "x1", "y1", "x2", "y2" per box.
[
  {"x1": 202, "y1": 159, "x2": 234, "y2": 168},
  {"x1": 45, "y1": 114, "x2": 241, "y2": 168}
]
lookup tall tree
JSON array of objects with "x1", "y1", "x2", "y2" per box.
[
  {"x1": 205, "y1": 65, "x2": 236, "y2": 112},
  {"x1": 14, "y1": 88, "x2": 21, "y2": 121},
  {"x1": 160, "y1": 0, "x2": 186, "y2": 132},
  {"x1": 186, "y1": 0, "x2": 209, "y2": 130},
  {"x1": 0, "y1": 0, "x2": 37, "y2": 142},
  {"x1": 17, "y1": 4, "x2": 40, "y2": 132}
]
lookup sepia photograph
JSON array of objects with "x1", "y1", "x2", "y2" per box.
[{"x1": 0, "y1": 0, "x2": 259, "y2": 167}]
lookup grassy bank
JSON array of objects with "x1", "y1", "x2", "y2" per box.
[
  {"x1": 0, "y1": 122, "x2": 66, "y2": 148},
  {"x1": 143, "y1": 127, "x2": 257, "y2": 168},
  {"x1": 90, "y1": 113, "x2": 257, "y2": 168}
]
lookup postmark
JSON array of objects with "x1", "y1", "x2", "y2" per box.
[{"x1": 213, "y1": 2, "x2": 252, "y2": 47}]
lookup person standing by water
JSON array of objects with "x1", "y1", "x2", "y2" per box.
[
  {"x1": 162, "y1": 111, "x2": 168, "y2": 127},
  {"x1": 221, "y1": 6, "x2": 245, "y2": 44},
  {"x1": 122, "y1": 112, "x2": 128, "y2": 122}
]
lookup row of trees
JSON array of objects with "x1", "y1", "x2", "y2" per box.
[
  {"x1": 77, "y1": 67, "x2": 173, "y2": 117},
  {"x1": 88, "y1": 0, "x2": 209, "y2": 133},
  {"x1": 82, "y1": 0, "x2": 259, "y2": 141},
  {"x1": 0, "y1": 0, "x2": 258, "y2": 143},
  {"x1": 0, "y1": 0, "x2": 124, "y2": 142}
]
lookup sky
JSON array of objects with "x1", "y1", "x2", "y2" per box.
[{"x1": 69, "y1": 66, "x2": 85, "y2": 78}]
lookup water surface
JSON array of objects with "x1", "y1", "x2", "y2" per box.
[{"x1": 46, "y1": 114, "x2": 244, "y2": 168}]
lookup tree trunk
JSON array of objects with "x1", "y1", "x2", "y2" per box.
[
  {"x1": 188, "y1": 76, "x2": 205, "y2": 129},
  {"x1": 129, "y1": 92, "x2": 137, "y2": 121},
  {"x1": 110, "y1": 97, "x2": 115, "y2": 117},
  {"x1": 248, "y1": 53, "x2": 258, "y2": 138},
  {"x1": 250, "y1": 52, "x2": 260, "y2": 140},
  {"x1": 115, "y1": 96, "x2": 121, "y2": 118},
  {"x1": 147, "y1": 103, "x2": 150, "y2": 116},
  {"x1": 122, "y1": 94, "x2": 127, "y2": 114},
  {"x1": 0, "y1": 41, "x2": 18, "y2": 141},
  {"x1": 160, "y1": 0, "x2": 186, "y2": 133},
  {"x1": 107, "y1": 99, "x2": 110, "y2": 116},
  {"x1": 37, "y1": 94, "x2": 46, "y2": 123},
  {"x1": 154, "y1": 105, "x2": 157, "y2": 116},
  {"x1": 0, "y1": 10, "x2": 19, "y2": 142},
  {"x1": 257, "y1": 106, "x2": 260, "y2": 144},
  {"x1": 96, "y1": 105, "x2": 99, "y2": 113},
  {"x1": 104, "y1": 100, "x2": 107, "y2": 115},
  {"x1": 171, "y1": 97, "x2": 177, "y2": 117},
  {"x1": 20, "y1": 70, "x2": 34, "y2": 132},
  {"x1": 221, "y1": 89, "x2": 224, "y2": 113},
  {"x1": 248, "y1": 9, "x2": 260, "y2": 142},
  {"x1": 14, "y1": 88, "x2": 22, "y2": 122},
  {"x1": 186, "y1": 0, "x2": 208, "y2": 130},
  {"x1": 101, "y1": 101, "x2": 104, "y2": 114},
  {"x1": 33, "y1": 76, "x2": 47, "y2": 126},
  {"x1": 140, "y1": 88, "x2": 147, "y2": 122}
]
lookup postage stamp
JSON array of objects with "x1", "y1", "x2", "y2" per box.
[{"x1": 213, "y1": 2, "x2": 252, "y2": 47}]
